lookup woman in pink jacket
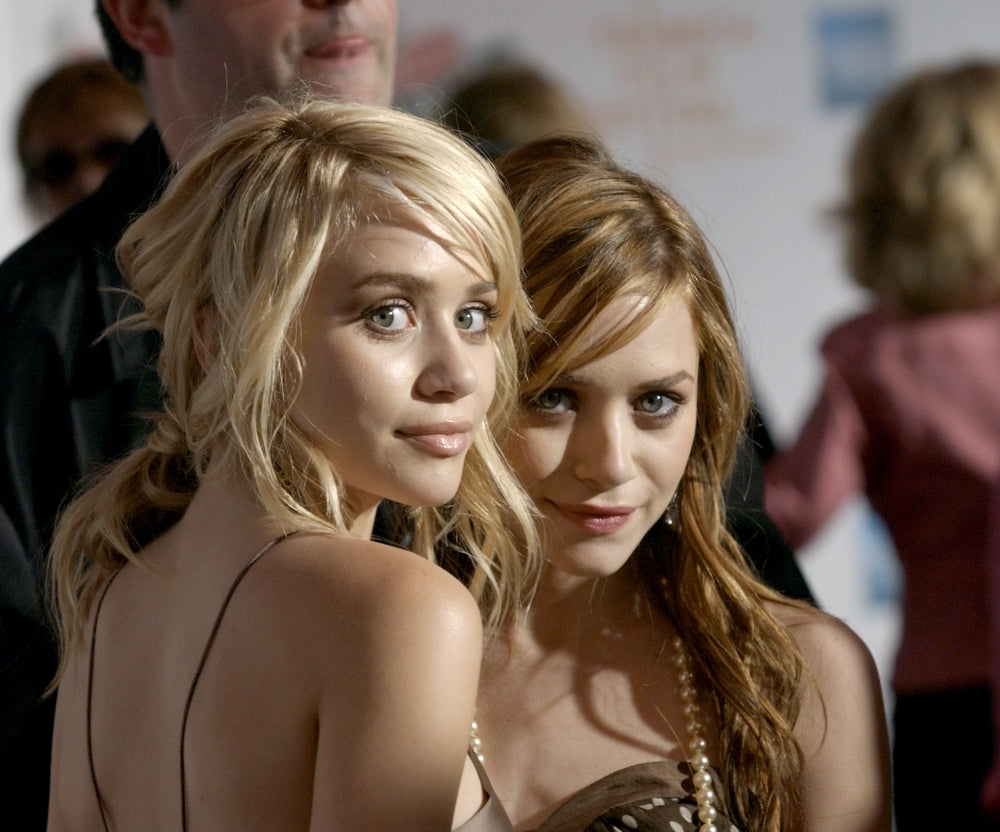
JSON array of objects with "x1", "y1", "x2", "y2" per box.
[{"x1": 765, "y1": 61, "x2": 1000, "y2": 829}]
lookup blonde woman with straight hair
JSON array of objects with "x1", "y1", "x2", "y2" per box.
[
  {"x1": 471, "y1": 136, "x2": 891, "y2": 832},
  {"x1": 46, "y1": 96, "x2": 538, "y2": 832}
]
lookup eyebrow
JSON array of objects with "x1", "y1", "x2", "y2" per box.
[
  {"x1": 552, "y1": 370, "x2": 695, "y2": 389},
  {"x1": 351, "y1": 271, "x2": 498, "y2": 296}
]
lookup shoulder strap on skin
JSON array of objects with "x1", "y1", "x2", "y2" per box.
[
  {"x1": 179, "y1": 532, "x2": 297, "y2": 830},
  {"x1": 86, "y1": 532, "x2": 297, "y2": 831},
  {"x1": 87, "y1": 567, "x2": 124, "y2": 832}
]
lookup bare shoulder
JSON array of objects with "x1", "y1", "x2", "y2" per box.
[
  {"x1": 245, "y1": 531, "x2": 482, "y2": 644},
  {"x1": 767, "y1": 602, "x2": 893, "y2": 832},
  {"x1": 768, "y1": 601, "x2": 881, "y2": 687}
]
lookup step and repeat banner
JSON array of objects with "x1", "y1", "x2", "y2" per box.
[{"x1": 5, "y1": 0, "x2": 1000, "y2": 699}]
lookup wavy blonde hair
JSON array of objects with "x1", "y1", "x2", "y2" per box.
[
  {"x1": 497, "y1": 136, "x2": 810, "y2": 832},
  {"x1": 843, "y1": 60, "x2": 1000, "y2": 315},
  {"x1": 48, "y1": 96, "x2": 541, "y2": 673}
]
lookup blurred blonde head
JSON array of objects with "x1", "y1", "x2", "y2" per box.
[{"x1": 844, "y1": 60, "x2": 1000, "y2": 314}]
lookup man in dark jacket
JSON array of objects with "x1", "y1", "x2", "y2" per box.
[{"x1": 0, "y1": 1, "x2": 397, "y2": 824}]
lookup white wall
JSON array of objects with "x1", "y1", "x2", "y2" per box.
[
  {"x1": 1, "y1": 0, "x2": 105, "y2": 256},
  {"x1": 6, "y1": 0, "x2": 1000, "y2": 704}
]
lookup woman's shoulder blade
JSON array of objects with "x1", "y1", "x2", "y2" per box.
[{"x1": 240, "y1": 531, "x2": 482, "y2": 650}]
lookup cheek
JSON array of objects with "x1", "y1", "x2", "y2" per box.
[
  {"x1": 501, "y1": 425, "x2": 563, "y2": 491},
  {"x1": 648, "y1": 422, "x2": 697, "y2": 498},
  {"x1": 295, "y1": 345, "x2": 385, "y2": 427},
  {"x1": 475, "y1": 349, "x2": 498, "y2": 410}
]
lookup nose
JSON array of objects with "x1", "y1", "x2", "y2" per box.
[
  {"x1": 413, "y1": 328, "x2": 480, "y2": 402},
  {"x1": 570, "y1": 408, "x2": 637, "y2": 489}
]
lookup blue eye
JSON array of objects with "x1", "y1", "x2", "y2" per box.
[
  {"x1": 531, "y1": 388, "x2": 572, "y2": 413},
  {"x1": 366, "y1": 304, "x2": 409, "y2": 330},
  {"x1": 456, "y1": 306, "x2": 493, "y2": 333},
  {"x1": 635, "y1": 392, "x2": 678, "y2": 416}
]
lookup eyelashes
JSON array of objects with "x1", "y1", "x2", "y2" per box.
[
  {"x1": 526, "y1": 388, "x2": 687, "y2": 423},
  {"x1": 362, "y1": 300, "x2": 499, "y2": 338}
]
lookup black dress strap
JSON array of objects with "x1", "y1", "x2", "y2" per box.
[{"x1": 87, "y1": 567, "x2": 124, "y2": 832}]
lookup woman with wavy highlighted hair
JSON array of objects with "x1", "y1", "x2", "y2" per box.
[
  {"x1": 471, "y1": 136, "x2": 891, "y2": 832},
  {"x1": 45, "y1": 97, "x2": 539, "y2": 832}
]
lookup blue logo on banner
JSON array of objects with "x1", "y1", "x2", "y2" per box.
[{"x1": 815, "y1": 7, "x2": 895, "y2": 108}]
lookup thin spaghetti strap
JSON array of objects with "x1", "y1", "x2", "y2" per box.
[
  {"x1": 179, "y1": 531, "x2": 297, "y2": 832},
  {"x1": 86, "y1": 533, "x2": 297, "y2": 832},
  {"x1": 87, "y1": 567, "x2": 125, "y2": 832}
]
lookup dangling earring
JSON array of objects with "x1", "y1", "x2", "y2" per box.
[{"x1": 664, "y1": 491, "x2": 680, "y2": 528}]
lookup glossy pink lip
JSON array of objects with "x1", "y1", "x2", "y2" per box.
[
  {"x1": 396, "y1": 422, "x2": 471, "y2": 457},
  {"x1": 305, "y1": 35, "x2": 370, "y2": 60},
  {"x1": 550, "y1": 502, "x2": 636, "y2": 535}
]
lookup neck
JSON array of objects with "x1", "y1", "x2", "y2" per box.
[
  {"x1": 190, "y1": 453, "x2": 378, "y2": 544},
  {"x1": 517, "y1": 559, "x2": 663, "y2": 652},
  {"x1": 142, "y1": 64, "x2": 225, "y2": 167},
  {"x1": 345, "y1": 497, "x2": 379, "y2": 541}
]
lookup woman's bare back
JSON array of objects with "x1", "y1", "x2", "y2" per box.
[{"x1": 49, "y1": 482, "x2": 485, "y2": 831}]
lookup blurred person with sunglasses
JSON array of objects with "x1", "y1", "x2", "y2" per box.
[{"x1": 16, "y1": 57, "x2": 147, "y2": 224}]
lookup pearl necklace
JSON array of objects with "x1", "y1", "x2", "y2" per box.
[
  {"x1": 470, "y1": 719, "x2": 484, "y2": 763},
  {"x1": 470, "y1": 637, "x2": 720, "y2": 832},
  {"x1": 673, "y1": 635, "x2": 720, "y2": 832}
]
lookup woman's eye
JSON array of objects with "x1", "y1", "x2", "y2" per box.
[
  {"x1": 635, "y1": 392, "x2": 677, "y2": 416},
  {"x1": 366, "y1": 304, "x2": 409, "y2": 331},
  {"x1": 532, "y1": 388, "x2": 572, "y2": 412},
  {"x1": 455, "y1": 305, "x2": 496, "y2": 334}
]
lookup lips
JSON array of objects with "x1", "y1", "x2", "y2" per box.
[
  {"x1": 550, "y1": 502, "x2": 636, "y2": 535},
  {"x1": 396, "y1": 422, "x2": 471, "y2": 457},
  {"x1": 305, "y1": 35, "x2": 370, "y2": 60}
]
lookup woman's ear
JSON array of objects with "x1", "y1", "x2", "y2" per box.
[
  {"x1": 194, "y1": 306, "x2": 219, "y2": 374},
  {"x1": 100, "y1": 0, "x2": 175, "y2": 57}
]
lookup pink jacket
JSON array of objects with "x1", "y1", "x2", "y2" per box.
[{"x1": 765, "y1": 305, "x2": 1000, "y2": 693}]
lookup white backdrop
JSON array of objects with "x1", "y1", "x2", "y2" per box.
[{"x1": 5, "y1": 0, "x2": 1000, "y2": 705}]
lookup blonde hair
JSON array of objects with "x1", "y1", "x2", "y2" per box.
[
  {"x1": 48, "y1": 96, "x2": 541, "y2": 672},
  {"x1": 844, "y1": 60, "x2": 1000, "y2": 314},
  {"x1": 497, "y1": 136, "x2": 809, "y2": 832}
]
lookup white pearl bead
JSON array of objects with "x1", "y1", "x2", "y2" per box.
[{"x1": 690, "y1": 752, "x2": 710, "y2": 770}]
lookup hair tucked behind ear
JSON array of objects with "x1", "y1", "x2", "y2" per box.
[
  {"x1": 48, "y1": 95, "x2": 542, "y2": 681},
  {"x1": 497, "y1": 135, "x2": 810, "y2": 832}
]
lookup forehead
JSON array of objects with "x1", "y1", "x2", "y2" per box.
[
  {"x1": 566, "y1": 292, "x2": 698, "y2": 372},
  {"x1": 337, "y1": 212, "x2": 491, "y2": 281}
]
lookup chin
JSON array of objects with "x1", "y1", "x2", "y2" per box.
[
  {"x1": 393, "y1": 482, "x2": 463, "y2": 510},
  {"x1": 541, "y1": 528, "x2": 637, "y2": 578},
  {"x1": 546, "y1": 549, "x2": 634, "y2": 581}
]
